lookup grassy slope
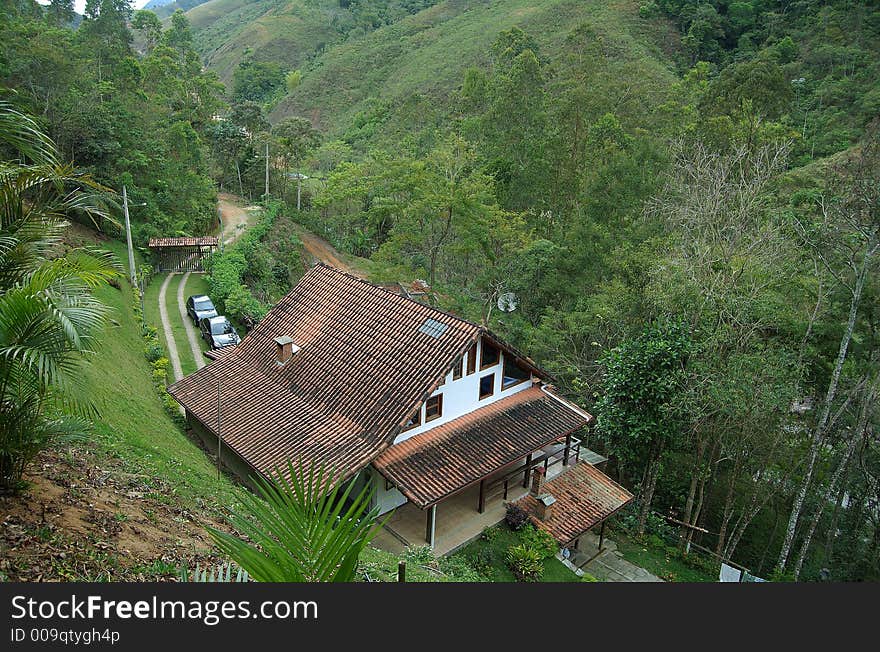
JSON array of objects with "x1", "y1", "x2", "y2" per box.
[
  {"x1": 189, "y1": 0, "x2": 679, "y2": 138},
  {"x1": 189, "y1": 0, "x2": 343, "y2": 85},
  {"x1": 84, "y1": 240, "x2": 237, "y2": 508}
]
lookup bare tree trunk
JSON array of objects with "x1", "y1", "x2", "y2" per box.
[
  {"x1": 778, "y1": 253, "x2": 870, "y2": 571},
  {"x1": 792, "y1": 372, "x2": 876, "y2": 579},
  {"x1": 716, "y1": 457, "x2": 740, "y2": 557},
  {"x1": 680, "y1": 436, "x2": 706, "y2": 550},
  {"x1": 637, "y1": 440, "x2": 664, "y2": 535}
]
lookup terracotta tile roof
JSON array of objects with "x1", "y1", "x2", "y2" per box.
[
  {"x1": 516, "y1": 462, "x2": 634, "y2": 544},
  {"x1": 373, "y1": 386, "x2": 591, "y2": 507},
  {"x1": 148, "y1": 236, "x2": 219, "y2": 247},
  {"x1": 168, "y1": 264, "x2": 481, "y2": 483}
]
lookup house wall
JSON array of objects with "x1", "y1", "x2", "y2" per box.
[
  {"x1": 358, "y1": 466, "x2": 407, "y2": 515},
  {"x1": 392, "y1": 336, "x2": 535, "y2": 445},
  {"x1": 186, "y1": 411, "x2": 261, "y2": 491}
]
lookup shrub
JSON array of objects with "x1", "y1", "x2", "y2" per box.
[
  {"x1": 438, "y1": 556, "x2": 489, "y2": 582},
  {"x1": 519, "y1": 525, "x2": 558, "y2": 559},
  {"x1": 505, "y1": 503, "x2": 529, "y2": 531},
  {"x1": 465, "y1": 548, "x2": 494, "y2": 577},
  {"x1": 480, "y1": 525, "x2": 500, "y2": 542},
  {"x1": 144, "y1": 340, "x2": 163, "y2": 362},
  {"x1": 404, "y1": 545, "x2": 435, "y2": 565},
  {"x1": 506, "y1": 544, "x2": 542, "y2": 582}
]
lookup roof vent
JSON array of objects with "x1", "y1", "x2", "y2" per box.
[
  {"x1": 418, "y1": 318, "x2": 448, "y2": 338},
  {"x1": 274, "y1": 336, "x2": 300, "y2": 366}
]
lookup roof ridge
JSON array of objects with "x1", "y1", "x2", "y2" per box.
[{"x1": 309, "y1": 262, "x2": 485, "y2": 331}]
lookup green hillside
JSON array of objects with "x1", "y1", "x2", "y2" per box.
[{"x1": 188, "y1": 0, "x2": 679, "y2": 142}]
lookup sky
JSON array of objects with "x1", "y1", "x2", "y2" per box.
[{"x1": 63, "y1": 0, "x2": 154, "y2": 14}]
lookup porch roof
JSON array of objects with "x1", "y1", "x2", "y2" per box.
[
  {"x1": 516, "y1": 461, "x2": 634, "y2": 545},
  {"x1": 373, "y1": 386, "x2": 591, "y2": 508}
]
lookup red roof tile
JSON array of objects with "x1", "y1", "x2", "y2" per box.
[
  {"x1": 169, "y1": 264, "x2": 482, "y2": 483},
  {"x1": 148, "y1": 236, "x2": 219, "y2": 248},
  {"x1": 374, "y1": 386, "x2": 591, "y2": 507},
  {"x1": 516, "y1": 462, "x2": 634, "y2": 544}
]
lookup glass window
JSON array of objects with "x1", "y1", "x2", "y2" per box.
[
  {"x1": 425, "y1": 394, "x2": 443, "y2": 421},
  {"x1": 452, "y1": 356, "x2": 463, "y2": 381},
  {"x1": 402, "y1": 409, "x2": 421, "y2": 431},
  {"x1": 466, "y1": 342, "x2": 477, "y2": 375},
  {"x1": 211, "y1": 320, "x2": 233, "y2": 335},
  {"x1": 502, "y1": 355, "x2": 531, "y2": 389},
  {"x1": 480, "y1": 341, "x2": 500, "y2": 369},
  {"x1": 479, "y1": 374, "x2": 495, "y2": 400}
]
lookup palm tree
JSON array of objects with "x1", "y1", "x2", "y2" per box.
[
  {"x1": 0, "y1": 99, "x2": 120, "y2": 489},
  {"x1": 207, "y1": 461, "x2": 382, "y2": 582}
]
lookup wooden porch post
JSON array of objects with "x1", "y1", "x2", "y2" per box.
[
  {"x1": 598, "y1": 520, "x2": 606, "y2": 550},
  {"x1": 425, "y1": 504, "x2": 436, "y2": 548},
  {"x1": 563, "y1": 433, "x2": 572, "y2": 466},
  {"x1": 478, "y1": 479, "x2": 486, "y2": 514},
  {"x1": 522, "y1": 453, "x2": 532, "y2": 488}
]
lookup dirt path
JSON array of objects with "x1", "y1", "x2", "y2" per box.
[
  {"x1": 158, "y1": 273, "x2": 184, "y2": 383},
  {"x1": 177, "y1": 272, "x2": 206, "y2": 371},
  {"x1": 218, "y1": 193, "x2": 256, "y2": 245},
  {"x1": 296, "y1": 227, "x2": 363, "y2": 277}
]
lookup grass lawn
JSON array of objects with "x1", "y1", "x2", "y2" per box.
[
  {"x1": 143, "y1": 271, "x2": 213, "y2": 377},
  {"x1": 82, "y1": 240, "x2": 238, "y2": 509},
  {"x1": 452, "y1": 525, "x2": 581, "y2": 582},
  {"x1": 610, "y1": 529, "x2": 717, "y2": 583}
]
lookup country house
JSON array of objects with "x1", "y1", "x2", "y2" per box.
[{"x1": 169, "y1": 264, "x2": 632, "y2": 554}]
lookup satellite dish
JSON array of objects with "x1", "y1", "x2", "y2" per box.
[{"x1": 497, "y1": 292, "x2": 519, "y2": 312}]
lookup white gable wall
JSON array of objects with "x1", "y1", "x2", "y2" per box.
[{"x1": 392, "y1": 336, "x2": 536, "y2": 445}]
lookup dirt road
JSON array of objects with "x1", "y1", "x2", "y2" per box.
[
  {"x1": 296, "y1": 227, "x2": 362, "y2": 277},
  {"x1": 218, "y1": 193, "x2": 255, "y2": 245}
]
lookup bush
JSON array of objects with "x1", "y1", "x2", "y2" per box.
[
  {"x1": 404, "y1": 545, "x2": 435, "y2": 565},
  {"x1": 144, "y1": 340, "x2": 163, "y2": 362},
  {"x1": 519, "y1": 525, "x2": 558, "y2": 559},
  {"x1": 480, "y1": 525, "x2": 500, "y2": 542},
  {"x1": 506, "y1": 544, "x2": 542, "y2": 582},
  {"x1": 505, "y1": 504, "x2": 529, "y2": 531},
  {"x1": 465, "y1": 548, "x2": 494, "y2": 577},
  {"x1": 438, "y1": 556, "x2": 489, "y2": 582}
]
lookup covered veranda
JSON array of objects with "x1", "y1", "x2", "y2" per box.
[{"x1": 380, "y1": 438, "x2": 586, "y2": 555}]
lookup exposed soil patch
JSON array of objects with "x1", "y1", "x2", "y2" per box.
[
  {"x1": 0, "y1": 447, "x2": 230, "y2": 582},
  {"x1": 295, "y1": 227, "x2": 364, "y2": 278}
]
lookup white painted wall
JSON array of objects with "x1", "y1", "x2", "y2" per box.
[
  {"x1": 392, "y1": 336, "x2": 535, "y2": 445},
  {"x1": 366, "y1": 466, "x2": 407, "y2": 515}
]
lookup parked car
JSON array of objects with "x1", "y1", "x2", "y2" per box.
[
  {"x1": 199, "y1": 316, "x2": 241, "y2": 350},
  {"x1": 186, "y1": 294, "x2": 218, "y2": 325}
]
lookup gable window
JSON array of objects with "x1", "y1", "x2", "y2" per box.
[
  {"x1": 502, "y1": 355, "x2": 531, "y2": 389},
  {"x1": 402, "y1": 409, "x2": 421, "y2": 431},
  {"x1": 466, "y1": 342, "x2": 477, "y2": 375},
  {"x1": 452, "y1": 356, "x2": 463, "y2": 381},
  {"x1": 425, "y1": 394, "x2": 443, "y2": 422},
  {"x1": 480, "y1": 341, "x2": 500, "y2": 369},
  {"x1": 479, "y1": 374, "x2": 495, "y2": 400}
]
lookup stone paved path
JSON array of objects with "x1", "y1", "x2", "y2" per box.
[{"x1": 567, "y1": 532, "x2": 664, "y2": 582}]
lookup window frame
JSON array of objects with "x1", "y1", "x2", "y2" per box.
[
  {"x1": 401, "y1": 408, "x2": 422, "y2": 432},
  {"x1": 501, "y1": 354, "x2": 531, "y2": 390},
  {"x1": 452, "y1": 356, "x2": 463, "y2": 381},
  {"x1": 466, "y1": 342, "x2": 477, "y2": 375},
  {"x1": 480, "y1": 340, "x2": 500, "y2": 370},
  {"x1": 425, "y1": 394, "x2": 443, "y2": 422},
  {"x1": 479, "y1": 373, "x2": 495, "y2": 400}
]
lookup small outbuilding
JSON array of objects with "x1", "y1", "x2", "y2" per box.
[{"x1": 148, "y1": 236, "x2": 219, "y2": 272}]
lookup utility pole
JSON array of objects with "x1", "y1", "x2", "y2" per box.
[
  {"x1": 122, "y1": 185, "x2": 137, "y2": 287},
  {"x1": 217, "y1": 380, "x2": 222, "y2": 480}
]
